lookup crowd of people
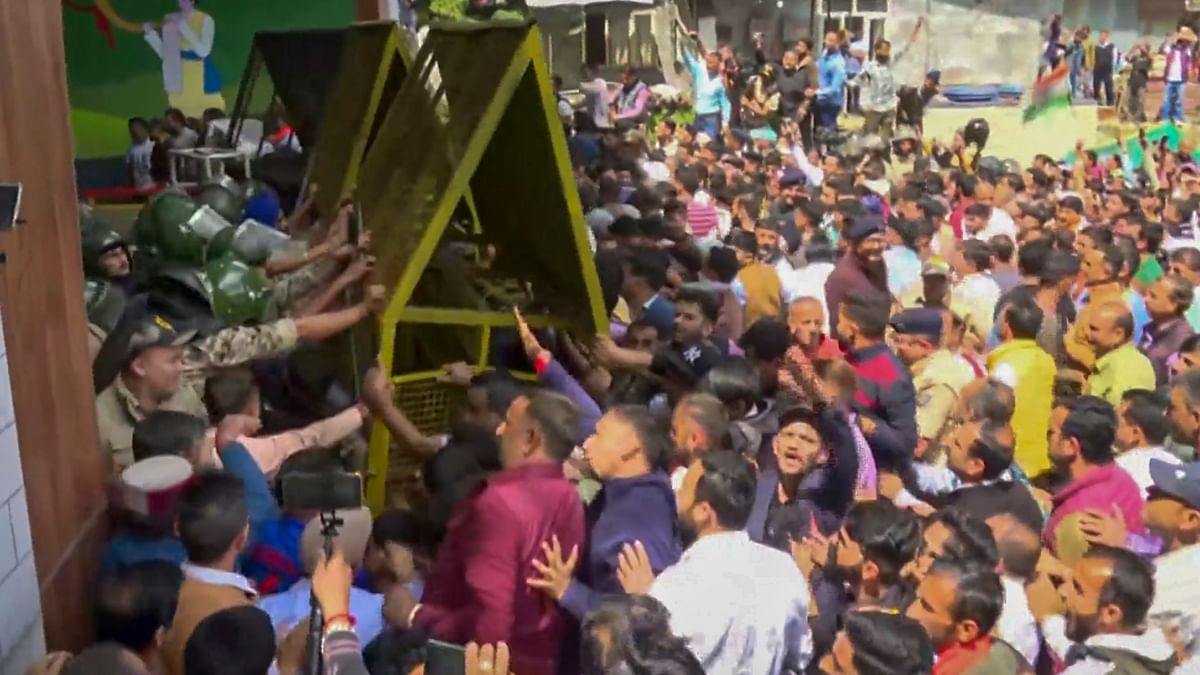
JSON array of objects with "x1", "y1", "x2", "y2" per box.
[
  {"x1": 44, "y1": 15, "x2": 1200, "y2": 675},
  {"x1": 1042, "y1": 16, "x2": 1200, "y2": 125}
]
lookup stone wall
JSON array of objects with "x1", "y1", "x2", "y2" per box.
[
  {"x1": 0, "y1": 311, "x2": 44, "y2": 675},
  {"x1": 889, "y1": 0, "x2": 1064, "y2": 89}
]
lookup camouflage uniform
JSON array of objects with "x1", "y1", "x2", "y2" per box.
[
  {"x1": 181, "y1": 318, "x2": 300, "y2": 393},
  {"x1": 95, "y1": 373, "x2": 208, "y2": 473},
  {"x1": 271, "y1": 259, "x2": 339, "y2": 316}
]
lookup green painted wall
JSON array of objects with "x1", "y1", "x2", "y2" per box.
[{"x1": 64, "y1": 1, "x2": 354, "y2": 159}]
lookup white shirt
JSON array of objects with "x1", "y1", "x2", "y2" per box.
[
  {"x1": 1167, "y1": 50, "x2": 1185, "y2": 83},
  {"x1": 1116, "y1": 446, "x2": 1182, "y2": 499},
  {"x1": 651, "y1": 530, "x2": 811, "y2": 674},
  {"x1": 1150, "y1": 544, "x2": 1200, "y2": 663},
  {"x1": 951, "y1": 272, "x2": 1002, "y2": 339},
  {"x1": 998, "y1": 575, "x2": 1040, "y2": 666},
  {"x1": 967, "y1": 208, "x2": 1018, "y2": 242}
]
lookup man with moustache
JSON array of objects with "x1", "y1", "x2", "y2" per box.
[
  {"x1": 890, "y1": 308, "x2": 975, "y2": 460},
  {"x1": 746, "y1": 405, "x2": 859, "y2": 551},
  {"x1": 825, "y1": 214, "x2": 890, "y2": 336}
]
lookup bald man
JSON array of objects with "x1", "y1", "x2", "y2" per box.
[
  {"x1": 786, "y1": 297, "x2": 841, "y2": 360},
  {"x1": 1085, "y1": 301, "x2": 1156, "y2": 406}
]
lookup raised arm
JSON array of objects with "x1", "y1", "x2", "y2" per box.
[{"x1": 177, "y1": 14, "x2": 215, "y2": 58}]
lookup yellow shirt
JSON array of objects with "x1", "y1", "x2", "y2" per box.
[
  {"x1": 1087, "y1": 343, "x2": 1157, "y2": 407},
  {"x1": 988, "y1": 339, "x2": 1057, "y2": 478}
]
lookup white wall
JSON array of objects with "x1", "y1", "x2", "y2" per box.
[
  {"x1": 0, "y1": 311, "x2": 43, "y2": 675},
  {"x1": 889, "y1": 0, "x2": 1064, "y2": 88}
]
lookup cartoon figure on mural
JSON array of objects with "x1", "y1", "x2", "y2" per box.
[{"x1": 141, "y1": 0, "x2": 225, "y2": 118}]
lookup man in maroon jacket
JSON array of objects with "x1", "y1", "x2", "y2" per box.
[{"x1": 404, "y1": 390, "x2": 586, "y2": 675}]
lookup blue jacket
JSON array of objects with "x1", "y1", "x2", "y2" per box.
[
  {"x1": 220, "y1": 441, "x2": 281, "y2": 540},
  {"x1": 100, "y1": 442, "x2": 280, "y2": 578},
  {"x1": 243, "y1": 515, "x2": 307, "y2": 594},
  {"x1": 818, "y1": 52, "x2": 847, "y2": 105},
  {"x1": 560, "y1": 471, "x2": 680, "y2": 620},
  {"x1": 747, "y1": 408, "x2": 859, "y2": 550}
]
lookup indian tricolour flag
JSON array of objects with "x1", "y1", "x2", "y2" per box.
[{"x1": 1023, "y1": 64, "x2": 1071, "y2": 124}]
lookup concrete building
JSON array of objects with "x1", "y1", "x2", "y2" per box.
[{"x1": 697, "y1": 0, "x2": 1189, "y2": 90}]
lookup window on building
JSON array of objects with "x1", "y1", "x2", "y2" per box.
[{"x1": 629, "y1": 10, "x2": 659, "y2": 69}]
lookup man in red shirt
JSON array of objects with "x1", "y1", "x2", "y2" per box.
[{"x1": 403, "y1": 390, "x2": 586, "y2": 675}]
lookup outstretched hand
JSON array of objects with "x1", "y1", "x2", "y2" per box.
[{"x1": 527, "y1": 535, "x2": 579, "y2": 601}]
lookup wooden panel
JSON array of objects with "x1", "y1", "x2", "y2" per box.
[{"x1": 0, "y1": 0, "x2": 107, "y2": 653}]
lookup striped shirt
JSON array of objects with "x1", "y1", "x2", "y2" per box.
[{"x1": 687, "y1": 201, "x2": 720, "y2": 239}]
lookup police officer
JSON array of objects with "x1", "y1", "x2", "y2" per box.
[{"x1": 889, "y1": 308, "x2": 976, "y2": 461}]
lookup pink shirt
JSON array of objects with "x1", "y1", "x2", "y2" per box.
[{"x1": 208, "y1": 407, "x2": 365, "y2": 477}]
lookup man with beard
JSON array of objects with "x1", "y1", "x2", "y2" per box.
[
  {"x1": 82, "y1": 225, "x2": 134, "y2": 294},
  {"x1": 617, "y1": 451, "x2": 811, "y2": 674},
  {"x1": 776, "y1": 43, "x2": 819, "y2": 149},
  {"x1": 1047, "y1": 546, "x2": 1176, "y2": 674},
  {"x1": 890, "y1": 308, "x2": 975, "y2": 458},
  {"x1": 407, "y1": 391, "x2": 586, "y2": 675},
  {"x1": 1044, "y1": 396, "x2": 1145, "y2": 564},
  {"x1": 824, "y1": 214, "x2": 890, "y2": 336},
  {"x1": 730, "y1": 230, "x2": 786, "y2": 326},
  {"x1": 755, "y1": 216, "x2": 798, "y2": 280},
  {"x1": 906, "y1": 559, "x2": 1033, "y2": 674},
  {"x1": 911, "y1": 510, "x2": 1039, "y2": 668},
  {"x1": 796, "y1": 500, "x2": 920, "y2": 668},
  {"x1": 939, "y1": 421, "x2": 1044, "y2": 533},
  {"x1": 670, "y1": 392, "x2": 730, "y2": 489},
  {"x1": 746, "y1": 405, "x2": 858, "y2": 551},
  {"x1": 857, "y1": 39, "x2": 902, "y2": 143},
  {"x1": 837, "y1": 291, "x2": 918, "y2": 472},
  {"x1": 527, "y1": 405, "x2": 680, "y2": 621},
  {"x1": 612, "y1": 67, "x2": 650, "y2": 128}
]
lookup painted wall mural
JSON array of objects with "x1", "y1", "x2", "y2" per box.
[{"x1": 62, "y1": 0, "x2": 353, "y2": 159}]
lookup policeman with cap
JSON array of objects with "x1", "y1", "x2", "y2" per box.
[
  {"x1": 890, "y1": 307, "x2": 976, "y2": 458},
  {"x1": 898, "y1": 257, "x2": 952, "y2": 310},
  {"x1": 94, "y1": 314, "x2": 208, "y2": 473}
]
